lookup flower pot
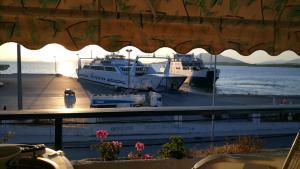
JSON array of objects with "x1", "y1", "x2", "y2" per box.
[{"x1": 72, "y1": 158, "x2": 201, "y2": 169}]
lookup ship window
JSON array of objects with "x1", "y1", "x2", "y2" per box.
[
  {"x1": 176, "y1": 67, "x2": 180, "y2": 69},
  {"x1": 105, "y1": 67, "x2": 116, "y2": 72},
  {"x1": 83, "y1": 65, "x2": 89, "y2": 69},
  {"x1": 97, "y1": 66, "x2": 104, "y2": 70},
  {"x1": 192, "y1": 67, "x2": 200, "y2": 70},
  {"x1": 183, "y1": 67, "x2": 189, "y2": 70},
  {"x1": 121, "y1": 67, "x2": 131, "y2": 72},
  {"x1": 136, "y1": 67, "x2": 147, "y2": 71}
]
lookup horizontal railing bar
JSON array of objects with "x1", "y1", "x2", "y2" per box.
[
  {"x1": 0, "y1": 105, "x2": 300, "y2": 120},
  {"x1": 0, "y1": 115, "x2": 291, "y2": 125}
]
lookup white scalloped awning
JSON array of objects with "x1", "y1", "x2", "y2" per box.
[{"x1": 1, "y1": 0, "x2": 300, "y2": 55}]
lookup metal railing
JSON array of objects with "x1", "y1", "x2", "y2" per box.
[{"x1": 1, "y1": 105, "x2": 300, "y2": 150}]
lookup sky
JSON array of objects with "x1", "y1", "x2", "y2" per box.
[{"x1": 0, "y1": 42, "x2": 299, "y2": 64}]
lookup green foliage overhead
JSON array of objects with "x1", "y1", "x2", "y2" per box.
[
  {"x1": 246, "y1": 0, "x2": 256, "y2": 6},
  {"x1": 116, "y1": 0, "x2": 130, "y2": 12},
  {"x1": 29, "y1": 19, "x2": 39, "y2": 44},
  {"x1": 87, "y1": 21, "x2": 98, "y2": 42},
  {"x1": 229, "y1": 0, "x2": 237, "y2": 12},
  {"x1": 288, "y1": 5, "x2": 300, "y2": 22},
  {"x1": 274, "y1": 0, "x2": 286, "y2": 11},
  {"x1": 198, "y1": 0, "x2": 206, "y2": 9},
  {"x1": 210, "y1": 0, "x2": 218, "y2": 6},
  {"x1": 109, "y1": 35, "x2": 122, "y2": 50},
  {"x1": 56, "y1": 19, "x2": 66, "y2": 31},
  {"x1": 211, "y1": 0, "x2": 223, "y2": 7},
  {"x1": 38, "y1": 0, "x2": 58, "y2": 8}
]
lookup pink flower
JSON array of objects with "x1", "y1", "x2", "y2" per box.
[
  {"x1": 112, "y1": 141, "x2": 122, "y2": 148},
  {"x1": 135, "y1": 142, "x2": 144, "y2": 151},
  {"x1": 128, "y1": 152, "x2": 134, "y2": 158},
  {"x1": 141, "y1": 154, "x2": 152, "y2": 160},
  {"x1": 96, "y1": 130, "x2": 109, "y2": 139}
]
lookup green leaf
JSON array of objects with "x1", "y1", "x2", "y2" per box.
[
  {"x1": 287, "y1": 5, "x2": 300, "y2": 22},
  {"x1": 116, "y1": 0, "x2": 130, "y2": 12},
  {"x1": 274, "y1": 0, "x2": 286, "y2": 11},
  {"x1": 217, "y1": 0, "x2": 223, "y2": 5},
  {"x1": 211, "y1": 0, "x2": 222, "y2": 7},
  {"x1": 38, "y1": 0, "x2": 58, "y2": 8},
  {"x1": 159, "y1": 136, "x2": 186, "y2": 159},
  {"x1": 87, "y1": 21, "x2": 98, "y2": 42},
  {"x1": 246, "y1": 0, "x2": 256, "y2": 6},
  {"x1": 110, "y1": 35, "x2": 122, "y2": 50},
  {"x1": 198, "y1": 0, "x2": 206, "y2": 9},
  {"x1": 229, "y1": 0, "x2": 237, "y2": 12},
  {"x1": 29, "y1": 19, "x2": 39, "y2": 44},
  {"x1": 210, "y1": 0, "x2": 218, "y2": 6}
]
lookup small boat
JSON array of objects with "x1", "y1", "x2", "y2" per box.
[
  {"x1": 0, "y1": 64, "x2": 9, "y2": 71},
  {"x1": 167, "y1": 54, "x2": 220, "y2": 87},
  {"x1": 0, "y1": 65, "x2": 9, "y2": 87},
  {"x1": 77, "y1": 54, "x2": 186, "y2": 92}
]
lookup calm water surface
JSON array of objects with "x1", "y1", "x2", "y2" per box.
[{"x1": 216, "y1": 66, "x2": 300, "y2": 96}]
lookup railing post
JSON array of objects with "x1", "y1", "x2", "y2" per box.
[
  {"x1": 211, "y1": 114, "x2": 215, "y2": 144},
  {"x1": 17, "y1": 44, "x2": 23, "y2": 110},
  {"x1": 252, "y1": 113, "x2": 261, "y2": 124},
  {"x1": 55, "y1": 118, "x2": 63, "y2": 150}
]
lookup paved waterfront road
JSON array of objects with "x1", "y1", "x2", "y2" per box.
[
  {"x1": 1, "y1": 74, "x2": 300, "y2": 110},
  {"x1": 0, "y1": 74, "x2": 90, "y2": 109}
]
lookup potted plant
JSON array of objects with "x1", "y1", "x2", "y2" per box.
[
  {"x1": 91, "y1": 130, "x2": 122, "y2": 161},
  {"x1": 159, "y1": 136, "x2": 187, "y2": 159},
  {"x1": 72, "y1": 130, "x2": 199, "y2": 169}
]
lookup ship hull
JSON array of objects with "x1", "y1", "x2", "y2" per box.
[
  {"x1": 186, "y1": 70, "x2": 219, "y2": 87},
  {"x1": 78, "y1": 70, "x2": 186, "y2": 92}
]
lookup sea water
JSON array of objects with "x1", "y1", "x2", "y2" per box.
[
  {"x1": 216, "y1": 66, "x2": 300, "y2": 96},
  {"x1": 1, "y1": 61, "x2": 300, "y2": 96}
]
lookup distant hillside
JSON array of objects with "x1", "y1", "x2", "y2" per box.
[
  {"x1": 256, "y1": 58, "x2": 300, "y2": 67},
  {"x1": 199, "y1": 53, "x2": 251, "y2": 66},
  {"x1": 283, "y1": 58, "x2": 300, "y2": 64},
  {"x1": 152, "y1": 54, "x2": 250, "y2": 66},
  {"x1": 152, "y1": 54, "x2": 300, "y2": 67}
]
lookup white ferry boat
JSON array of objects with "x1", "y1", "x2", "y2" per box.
[
  {"x1": 168, "y1": 54, "x2": 220, "y2": 87},
  {"x1": 77, "y1": 54, "x2": 186, "y2": 92}
]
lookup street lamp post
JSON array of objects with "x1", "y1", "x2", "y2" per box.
[
  {"x1": 54, "y1": 56, "x2": 57, "y2": 75},
  {"x1": 77, "y1": 53, "x2": 81, "y2": 70},
  {"x1": 126, "y1": 49, "x2": 132, "y2": 89}
]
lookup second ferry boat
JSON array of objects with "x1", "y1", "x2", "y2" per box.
[{"x1": 168, "y1": 54, "x2": 220, "y2": 87}]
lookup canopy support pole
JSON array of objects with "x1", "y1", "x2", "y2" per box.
[
  {"x1": 211, "y1": 54, "x2": 217, "y2": 144},
  {"x1": 17, "y1": 44, "x2": 23, "y2": 110},
  {"x1": 126, "y1": 49, "x2": 132, "y2": 89},
  {"x1": 212, "y1": 55, "x2": 217, "y2": 106}
]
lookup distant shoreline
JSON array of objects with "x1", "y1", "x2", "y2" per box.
[
  {"x1": 205, "y1": 62, "x2": 300, "y2": 68},
  {"x1": 152, "y1": 62, "x2": 300, "y2": 68}
]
